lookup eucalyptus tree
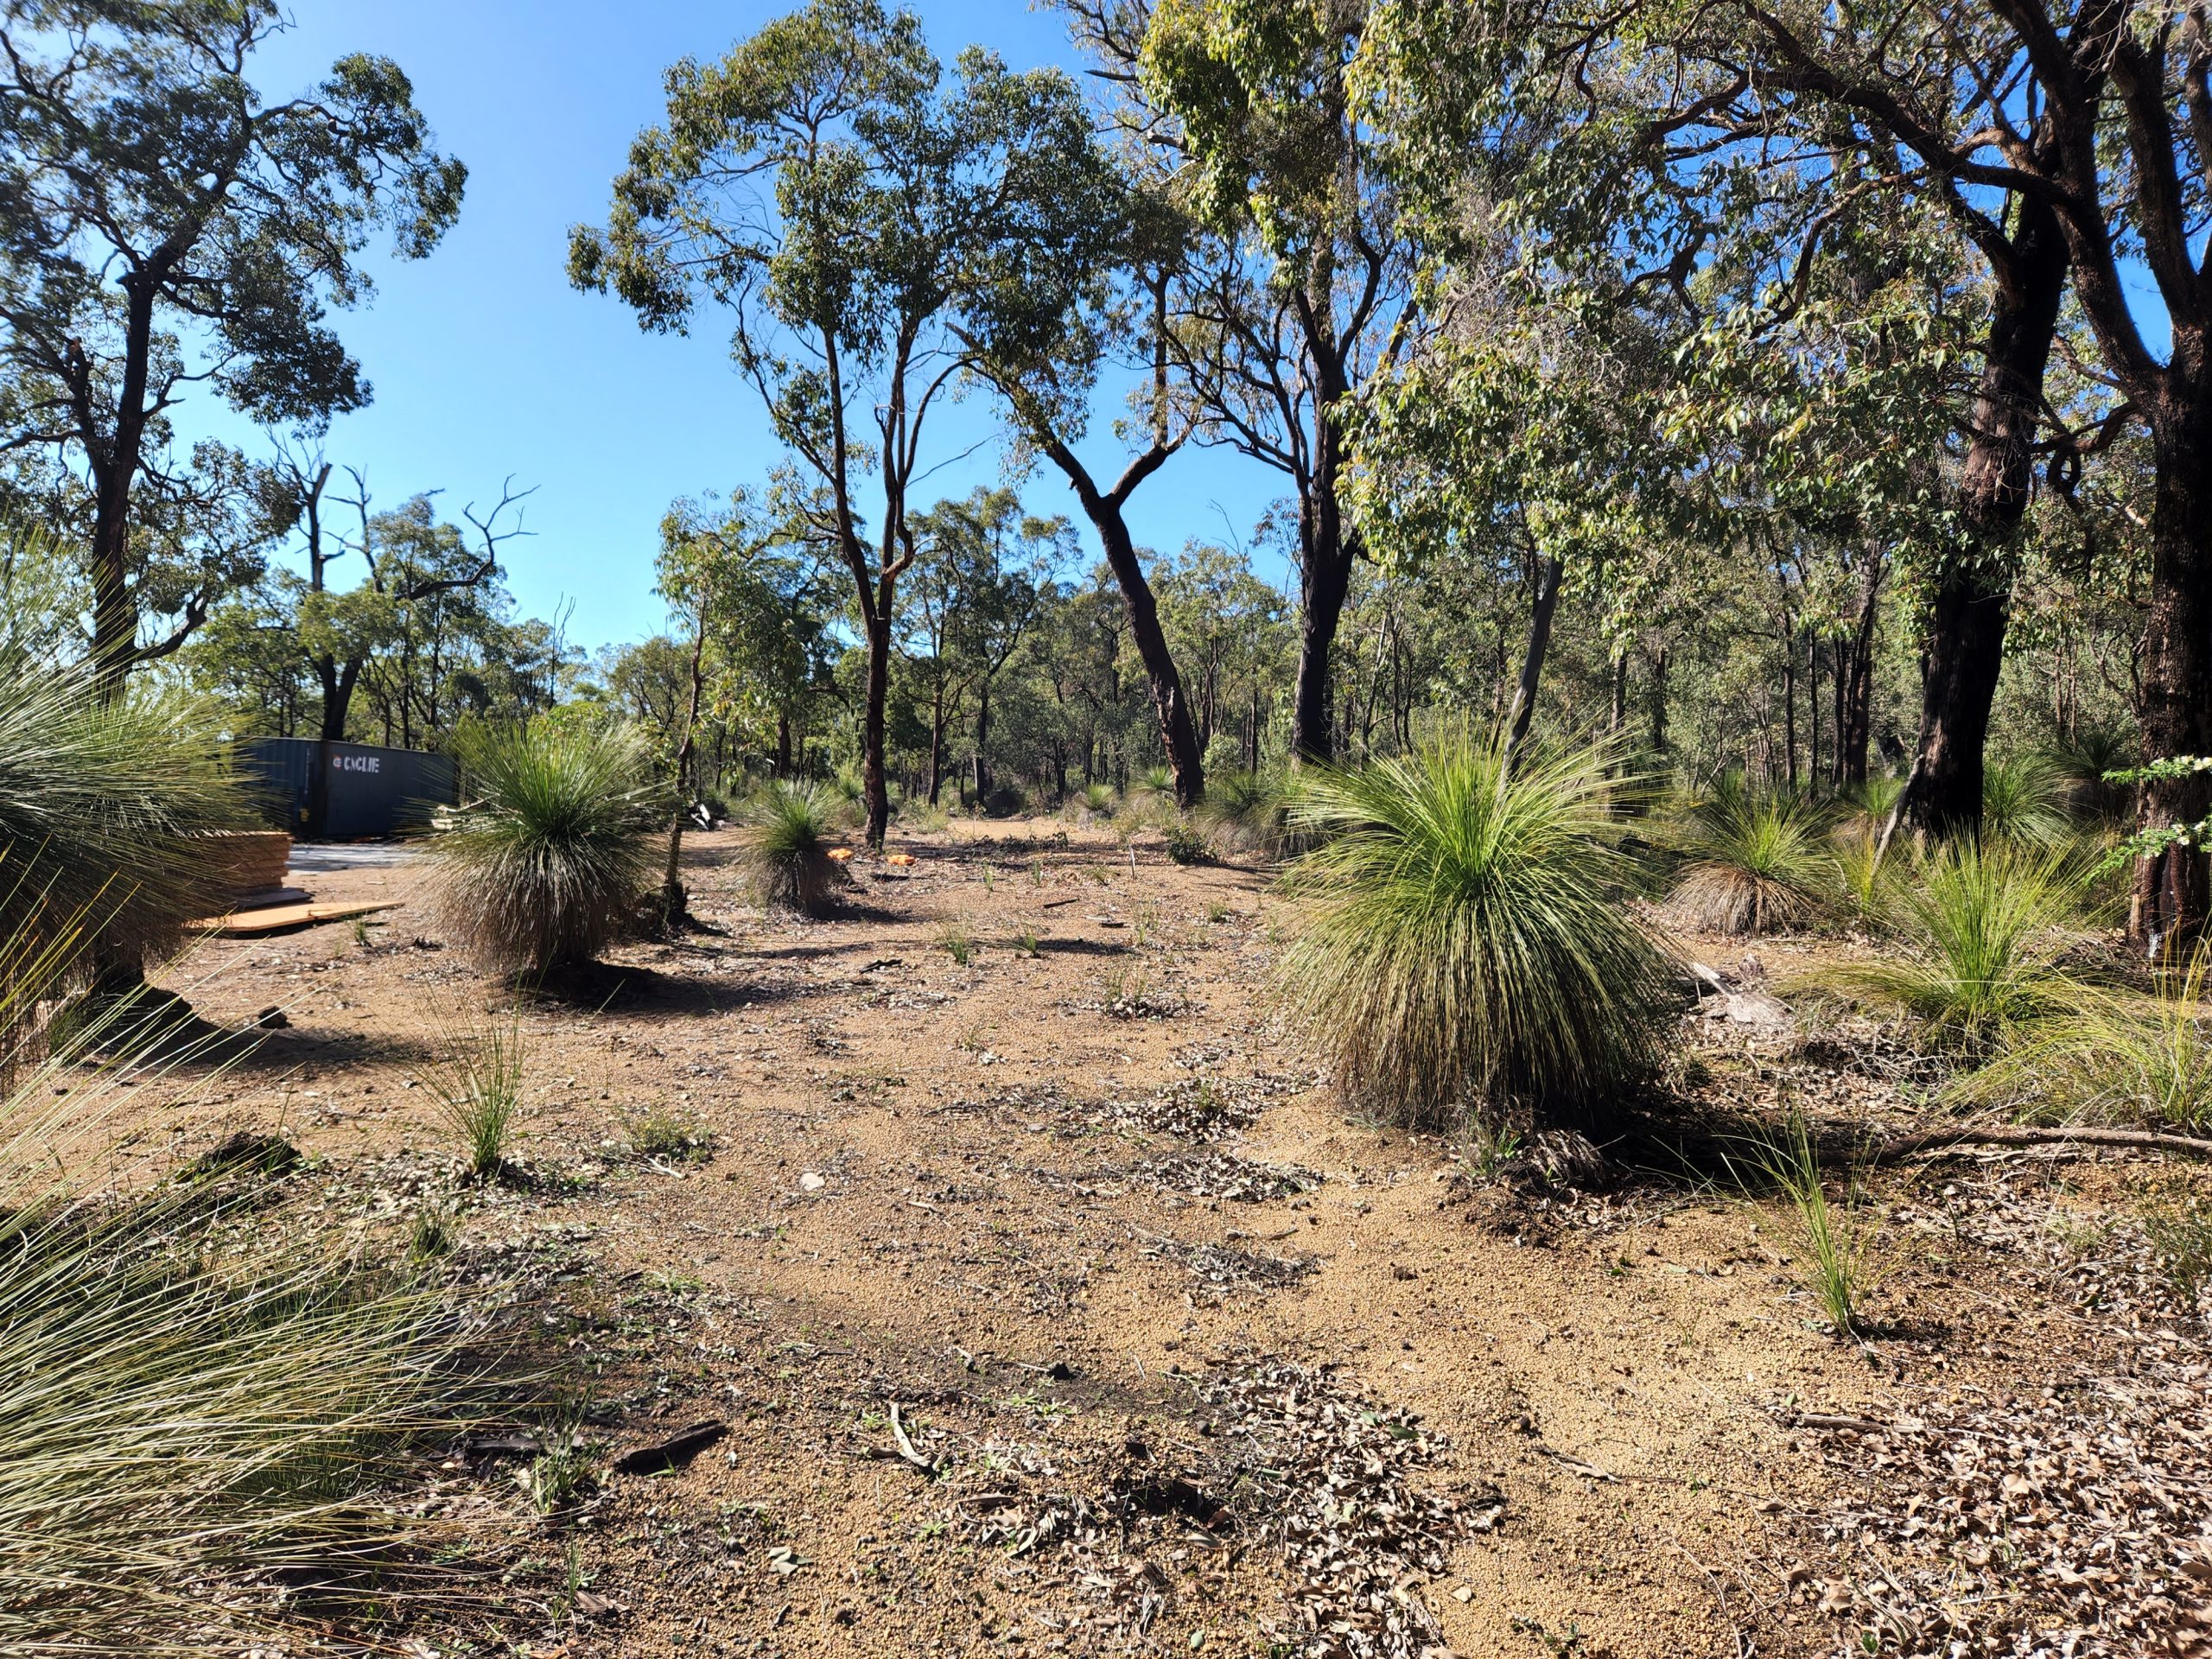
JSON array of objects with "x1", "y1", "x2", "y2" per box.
[
  {"x1": 1351, "y1": 0, "x2": 2076, "y2": 835},
  {"x1": 1707, "y1": 0, "x2": 2212, "y2": 943},
  {"x1": 652, "y1": 487, "x2": 805, "y2": 921},
  {"x1": 958, "y1": 152, "x2": 1213, "y2": 807},
  {"x1": 0, "y1": 0, "x2": 465, "y2": 683},
  {"x1": 1135, "y1": 0, "x2": 1422, "y2": 764},
  {"x1": 569, "y1": 0, "x2": 1110, "y2": 847}
]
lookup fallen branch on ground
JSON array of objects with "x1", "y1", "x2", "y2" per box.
[{"x1": 1858, "y1": 1123, "x2": 2212, "y2": 1164}]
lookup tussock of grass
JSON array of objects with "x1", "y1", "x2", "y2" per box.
[
  {"x1": 428, "y1": 721, "x2": 663, "y2": 974},
  {"x1": 1667, "y1": 781, "x2": 1834, "y2": 936},
  {"x1": 1748, "y1": 1116, "x2": 1877, "y2": 1339},
  {"x1": 1274, "y1": 728, "x2": 1678, "y2": 1128},
  {"x1": 419, "y1": 1006, "x2": 525, "y2": 1180},
  {"x1": 1801, "y1": 841, "x2": 2082, "y2": 1056},
  {"x1": 1200, "y1": 768, "x2": 1294, "y2": 858},
  {"x1": 741, "y1": 782, "x2": 844, "y2": 915},
  {"x1": 1956, "y1": 943, "x2": 2212, "y2": 1131},
  {"x1": 1981, "y1": 752, "x2": 2071, "y2": 848},
  {"x1": 0, "y1": 658, "x2": 247, "y2": 1008}
]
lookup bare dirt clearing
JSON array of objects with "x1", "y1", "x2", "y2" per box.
[{"x1": 133, "y1": 822, "x2": 2211, "y2": 1659}]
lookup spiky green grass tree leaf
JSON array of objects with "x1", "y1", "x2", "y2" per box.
[
  {"x1": 0, "y1": 658, "x2": 248, "y2": 999},
  {"x1": 0, "y1": 931, "x2": 495, "y2": 1656},
  {"x1": 1980, "y1": 752, "x2": 2071, "y2": 848},
  {"x1": 740, "y1": 782, "x2": 845, "y2": 915},
  {"x1": 1667, "y1": 781, "x2": 1836, "y2": 936},
  {"x1": 1276, "y1": 729, "x2": 1679, "y2": 1128},
  {"x1": 428, "y1": 721, "x2": 664, "y2": 974},
  {"x1": 1803, "y1": 841, "x2": 2084, "y2": 1056}
]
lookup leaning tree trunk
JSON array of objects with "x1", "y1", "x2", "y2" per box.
[
  {"x1": 2131, "y1": 400, "x2": 2212, "y2": 952},
  {"x1": 1065, "y1": 477, "x2": 1205, "y2": 807},
  {"x1": 1891, "y1": 195, "x2": 2069, "y2": 843},
  {"x1": 1506, "y1": 553, "x2": 1564, "y2": 759}
]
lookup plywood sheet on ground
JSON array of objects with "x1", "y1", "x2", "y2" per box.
[{"x1": 189, "y1": 900, "x2": 398, "y2": 937}]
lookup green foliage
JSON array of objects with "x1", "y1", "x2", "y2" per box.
[
  {"x1": 1803, "y1": 842, "x2": 2083, "y2": 1056},
  {"x1": 1751, "y1": 1117, "x2": 1876, "y2": 1340},
  {"x1": 1163, "y1": 821, "x2": 1209, "y2": 865},
  {"x1": 939, "y1": 916, "x2": 976, "y2": 967},
  {"x1": 1667, "y1": 783, "x2": 1835, "y2": 936},
  {"x1": 627, "y1": 1106, "x2": 712, "y2": 1165},
  {"x1": 1275, "y1": 728, "x2": 1678, "y2": 1127},
  {"x1": 0, "y1": 650, "x2": 249, "y2": 999},
  {"x1": 428, "y1": 721, "x2": 664, "y2": 973},
  {"x1": 419, "y1": 1007, "x2": 524, "y2": 1180},
  {"x1": 1200, "y1": 768, "x2": 1292, "y2": 857},
  {"x1": 740, "y1": 782, "x2": 844, "y2": 916}
]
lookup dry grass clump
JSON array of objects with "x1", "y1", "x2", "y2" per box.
[
  {"x1": 428, "y1": 721, "x2": 664, "y2": 973},
  {"x1": 1667, "y1": 781, "x2": 1835, "y2": 935},
  {"x1": 739, "y1": 782, "x2": 845, "y2": 915},
  {"x1": 1275, "y1": 728, "x2": 1678, "y2": 1128},
  {"x1": 1956, "y1": 942, "x2": 2212, "y2": 1131}
]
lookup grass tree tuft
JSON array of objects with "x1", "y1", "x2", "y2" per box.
[
  {"x1": 1274, "y1": 728, "x2": 1679, "y2": 1129},
  {"x1": 1667, "y1": 781, "x2": 1835, "y2": 936},
  {"x1": 428, "y1": 721, "x2": 664, "y2": 975},
  {"x1": 740, "y1": 782, "x2": 845, "y2": 915},
  {"x1": 1802, "y1": 840, "x2": 2083, "y2": 1057}
]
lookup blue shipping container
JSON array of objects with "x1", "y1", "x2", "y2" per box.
[{"x1": 236, "y1": 737, "x2": 456, "y2": 840}]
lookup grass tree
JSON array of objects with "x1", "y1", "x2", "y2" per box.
[
  {"x1": 0, "y1": 649, "x2": 247, "y2": 1019},
  {"x1": 740, "y1": 783, "x2": 846, "y2": 917},
  {"x1": 0, "y1": 937, "x2": 477, "y2": 1654},
  {"x1": 428, "y1": 721, "x2": 663, "y2": 976},
  {"x1": 1805, "y1": 841, "x2": 2083, "y2": 1057},
  {"x1": 1275, "y1": 729, "x2": 1678, "y2": 1128},
  {"x1": 1667, "y1": 782, "x2": 1836, "y2": 936}
]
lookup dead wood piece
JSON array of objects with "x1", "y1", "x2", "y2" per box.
[
  {"x1": 611, "y1": 1419, "x2": 728, "y2": 1476},
  {"x1": 1863, "y1": 1124, "x2": 2212, "y2": 1164},
  {"x1": 887, "y1": 1402, "x2": 938, "y2": 1476}
]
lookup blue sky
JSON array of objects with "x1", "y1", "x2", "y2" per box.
[{"x1": 177, "y1": 1, "x2": 1287, "y2": 656}]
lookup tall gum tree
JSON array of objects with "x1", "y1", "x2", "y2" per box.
[
  {"x1": 961, "y1": 164, "x2": 1212, "y2": 807},
  {"x1": 1136, "y1": 0, "x2": 1420, "y2": 763},
  {"x1": 0, "y1": 0, "x2": 464, "y2": 684},
  {"x1": 1673, "y1": 0, "x2": 2210, "y2": 939},
  {"x1": 569, "y1": 0, "x2": 1115, "y2": 847}
]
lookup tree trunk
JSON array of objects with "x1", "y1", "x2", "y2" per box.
[
  {"x1": 1506, "y1": 554, "x2": 1563, "y2": 758},
  {"x1": 971, "y1": 682, "x2": 991, "y2": 798},
  {"x1": 1055, "y1": 461, "x2": 1205, "y2": 807},
  {"x1": 1649, "y1": 645, "x2": 1670, "y2": 756},
  {"x1": 2131, "y1": 402, "x2": 2212, "y2": 952},
  {"x1": 1288, "y1": 497, "x2": 1354, "y2": 763},
  {"x1": 862, "y1": 601, "x2": 893, "y2": 849},
  {"x1": 1610, "y1": 649, "x2": 1629, "y2": 736},
  {"x1": 1835, "y1": 556, "x2": 1882, "y2": 789},
  {"x1": 927, "y1": 686, "x2": 946, "y2": 807},
  {"x1": 1893, "y1": 194, "x2": 2068, "y2": 842}
]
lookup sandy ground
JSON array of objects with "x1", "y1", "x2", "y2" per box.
[{"x1": 124, "y1": 818, "x2": 2212, "y2": 1659}]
